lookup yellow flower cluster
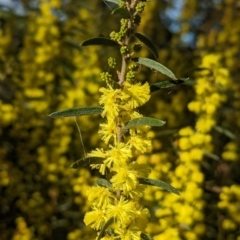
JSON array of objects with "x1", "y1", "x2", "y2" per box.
[
  {"x1": 0, "y1": 1, "x2": 103, "y2": 239},
  {"x1": 146, "y1": 54, "x2": 230, "y2": 240},
  {"x1": 218, "y1": 185, "x2": 240, "y2": 231},
  {"x1": 84, "y1": 70, "x2": 152, "y2": 238},
  {"x1": 222, "y1": 141, "x2": 239, "y2": 161},
  {"x1": 12, "y1": 217, "x2": 33, "y2": 240}
]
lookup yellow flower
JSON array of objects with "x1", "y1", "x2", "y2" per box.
[
  {"x1": 104, "y1": 143, "x2": 132, "y2": 168},
  {"x1": 130, "y1": 206, "x2": 150, "y2": 229},
  {"x1": 189, "y1": 148, "x2": 203, "y2": 161},
  {"x1": 90, "y1": 163, "x2": 108, "y2": 175},
  {"x1": 98, "y1": 121, "x2": 118, "y2": 145},
  {"x1": 201, "y1": 54, "x2": 220, "y2": 69},
  {"x1": 84, "y1": 207, "x2": 106, "y2": 230},
  {"x1": 188, "y1": 101, "x2": 202, "y2": 114},
  {"x1": 196, "y1": 117, "x2": 215, "y2": 133},
  {"x1": 178, "y1": 137, "x2": 192, "y2": 150},
  {"x1": 178, "y1": 127, "x2": 194, "y2": 136},
  {"x1": 127, "y1": 135, "x2": 151, "y2": 153},
  {"x1": 111, "y1": 165, "x2": 138, "y2": 192},
  {"x1": 106, "y1": 197, "x2": 135, "y2": 225},
  {"x1": 87, "y1": 186, "x2": 115, "y2": 208},
  {"x1": 222, "y1": 151, "x2": 238, "y2": 161},
  {"x1": 115, "y1": 227, "x2": 141, "y2": 240},
  {"x1": 88, "y1": 148, "x2": 107, "y2": 158},
  {"x1": 99, "y1": 86, "x2": 121, "y2": 120},
  {"x1": 128, "y1": 162, "x2": 151, "y2": 178},
  {"x1": 123, "y1": 82, "x2": 150, "y2": 109}
]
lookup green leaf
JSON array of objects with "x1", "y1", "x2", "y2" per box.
[
  {"x1": 71, "y1": 157, "x2": 104, "y2": 169},
  {"x1": 138, "y1": 177, "x2": 180, "y2": 195},
  {"x1": 150, "y1": 78, "x2": 189, "y2": 92},
  {"x1": 125, "y1": 117, "x2": 166, "y2": 128},
  {"x1": 97, "y1": 218, "x2": 114, "y2": 240},
  {"x1": 141, "y1": 233, "x2": 154, "y2": 240},
  {"x1": 214, "y1": 126, "x2": 236, "y2": 140},
  {"x1": 81, "y1": 37, "x2": 119, "y2": 47},
  {"x1": 48, "y1": 106, "x2": 103, "y2": 118},
  {"x1": 111, "y1": 7, "x2": 130, "y2": 17},
  {"x1": 64, "y1": 39, "x2": 82, "y2": 50},
  {"x1": 134, "y1": 32, "x2": 158, "y2": 58},
  {"x1": 204, "y1": 151, "x2": 220, "y2": 161},
  {"x1": 103, "y1": 0, "x2": 121, "y2": 4},
  {"x1": 134, "y1": 57, "x2": 177, "y2": 80},
  {"x1": 94, "y1": 178, "x2": 112, "y2": 188}
]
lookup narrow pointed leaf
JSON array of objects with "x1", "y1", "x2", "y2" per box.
[
  {"x1": 150, "y1": 78, "x2": 189, "y2": 92},
  {"x1": 141, "y1": 233, "x2": 154, "y2": 240},
  {"x1": 103, "y1": 0, "x2": 121, "y2": 4},
  {"x1": 97, "y1": 218, "x2": 114, "y2": 240},
  {"x1": 134, "y1": 32, "x2": 158, "y2": 58},
  {"x1": 134, "y1": 57, "x2": 177, "y2": 80},
  {"x1": 71, "y1": 157, "x2": 104, "y2": 169},
  {"x1": 64, "y1": 39, "x2": 82, "y2": 50},
  {"x1": 125, "y1": 117, "x2": 166, "y2": 129},
  {"x1": 94, "y1": 178, "x2": 112, "y2": 188},
  {"x1": 204, "y1": 151, "x2": 220, "y2": 161},
  {"x1": 112, "y1": 7, "x2": 130, "y2": 17},
  {"x1": 81, "y1": 37, "x2": 119, "y2": 47},
  {"x1": 214, "y1": 126, "x2": 236, "y2": 140},
  {"x1": 138, "y1": 177, "x2": 180, "y2": 195},
  {"x1": 49, "y1": 106, "x2": 103, "y2": 118}
]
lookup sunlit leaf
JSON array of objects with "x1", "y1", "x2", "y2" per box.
[
  {"x1": 71, "y1": 157, "x2": 104, "y2": 169},
  {"x1": 134, "y1": 32, "x2": 158, "y2": 58},
  {"x1": 112, "y1": 7, "x2": 130, "y2": 17},
  {"x1": 48, "y1": 106, "x2": 103, "y2": 118},
  {"x1": 81, "y1": 37, "x2": 119, "y2": 47},
  {"x1": 94, "y1": 178, "x2": 112, "y2": 188},
  {"x1": 97, "y1": 218, "x2": 114, "y2": 240},
  {"x1": 150, "y1": 78, "x2": 189, "y2": 92},
  {"x1": 134, "y1": 57, "x2": 177, "y2": 80},
  {"x1": 125, "y1": 117, "x2": 166, "y2": 128},
  {"x1": 214, "y1": 126, "x2": 236, "y2": 139},
  {"x1": 138, "y1": 177, "x2": 180, "y2": 195}
]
